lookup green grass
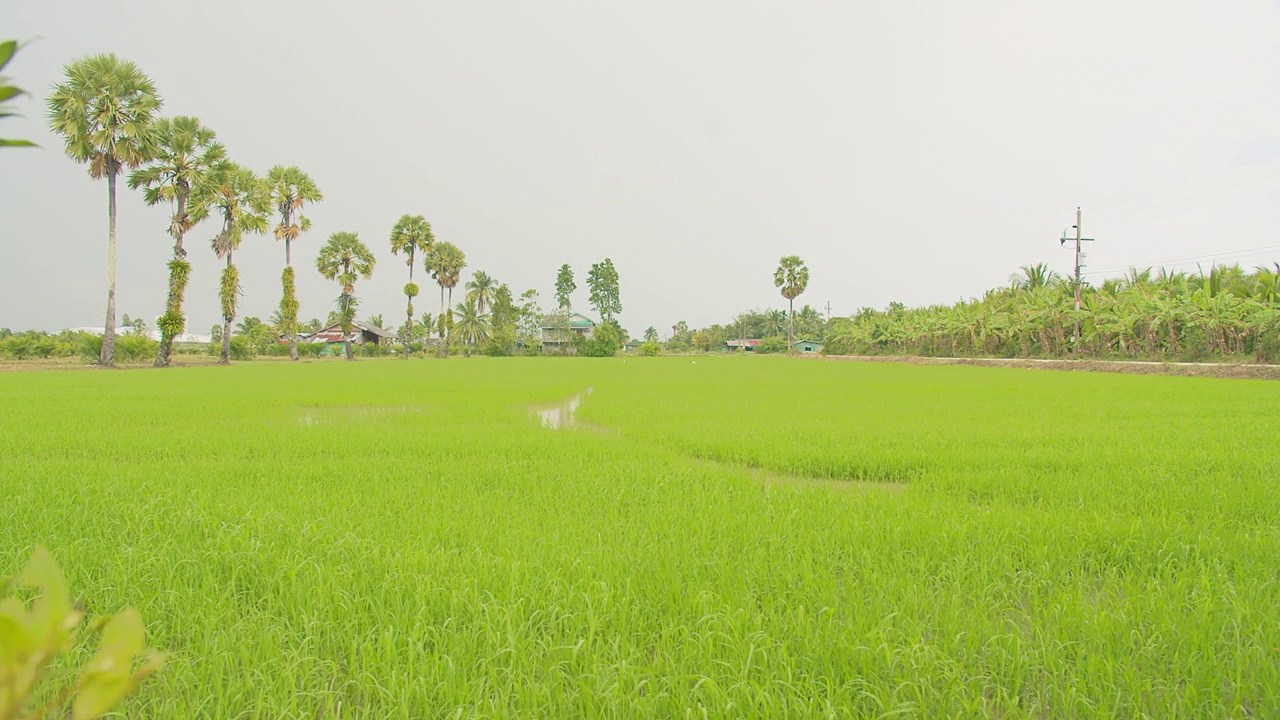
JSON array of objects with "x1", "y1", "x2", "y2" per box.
[{"x1": 2, "y1": 357, "x2": 1278, "y2": 718}]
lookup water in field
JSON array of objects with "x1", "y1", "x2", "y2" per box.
[{"x1": 532, "y1": 387, "x2": 592, "y2": 429}]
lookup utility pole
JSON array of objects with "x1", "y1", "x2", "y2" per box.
[
  {"x1": 1059, "y1": 207, "x2": 1095, "y2": 343},
  {"x1": 824, "y1": 301, "x2": 832, "y2": 336}
]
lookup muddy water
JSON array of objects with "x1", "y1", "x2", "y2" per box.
[{"x1": 531, "y1": 387, "x2": 593, "y2": 429}]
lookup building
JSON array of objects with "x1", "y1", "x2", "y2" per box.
[
  {"x1": 302, "y1": 321, "x2": 396, "y2": 347},
  {"x1": 795, "y1": 339, "x2": 824, "y2": 353},
  {"x1": 541, "y1": 313, "x2": 596, "y2": 354},
  {"x1": 725, "y1": 339, "x2": 762, "y2": 352}
]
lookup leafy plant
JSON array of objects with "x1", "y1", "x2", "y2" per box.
[
  {"x1": 0, "y1": 40, "x2": 35, "y2": 148},
  {"x1": 0, "y1": 546, "x2": 166, "y2": 719}
]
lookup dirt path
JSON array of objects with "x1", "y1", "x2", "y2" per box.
[{"x1": 804, "y1": 353, "x2": 1280, "y2": 380}]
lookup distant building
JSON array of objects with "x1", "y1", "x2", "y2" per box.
[
  {"x1": 301, "y1": 321, "x2": 396, "y2": 347},
  {"x1": 795, "y1": 339, "x2": 824, "y2": 353},
  {"x1": 541, "y1": 313, "x2": 596, "y2": 354},
  {"x1": 725, "y1": 339, "x2": 762, "y2": 352}
]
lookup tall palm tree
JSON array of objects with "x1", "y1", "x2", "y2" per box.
[
  {"x1": 465, "y1": 270, "x2": 496, "y2": 315},
  {"x1": 199, "y1": 162, "x2": 270, "y2": 364},
  {"x1": 454, "y1": 296, "x2": 491, "y2": 356},
  {"x1": 47, "y1": 54, "x2": 162, "y2": 367},
  {"x1": 128, "y1": 116, "x2": 225, "y2": 367},
  {"x1": 425, "y1": 241, "x2": 466, "y2": 357},
  {"x1": 389, "y1": 214, "x2": 435, "y2": 359},
  {"x1": 267, "y1": 165, "x2": 323, "y2": 362},
  {"x1": 773, "y1": 255, "x2": 810, "y2": 350},
  {"x1": 315, "y1": 231, "x2": 375, "y2": 361}
]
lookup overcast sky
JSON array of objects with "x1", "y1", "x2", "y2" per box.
[{"x1": 3, "y1": 1, "x2": 1279, "y2": 335}]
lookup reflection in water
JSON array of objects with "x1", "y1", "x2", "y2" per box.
[{"x1": 532, "y1": 387, "x2": 593, "y2": 430}]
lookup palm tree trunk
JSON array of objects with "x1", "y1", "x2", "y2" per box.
[
  {"x1": 155, "y1": 197, "x2": 189, "y2": 368},
  {"x1": 221, "y1": 255, "x2": 234, "y2": 365},
  {"x1": 285, "y1": 237, "x2": 299, "y2": 362},
  {"x1": 101, "y1": 171, "x2": 118, "y2": 367},
  {"x1": 788, "y1": 298, "x2": 794, "y2": 351},
  {"x1": 404, "y1": 255, "x2": 413, "y2": 359}
]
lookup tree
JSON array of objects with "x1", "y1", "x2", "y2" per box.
[
  {"x1": 644, "y1": 326, "x2": 658, "y2": 343},
  {"x1": 487, "y1": 283, "x2": 517, "y2": 355},
  {"x1": 48, "y1": 54, "x2": 162, "y2": 367},
  {"x1": 555, "y1": 264, "x2": 576, "y2": 310},
  {"x1": 1, "y1": 40, "x2": 35, "y2": 148},
  {"x1": 128, "y1": 116, "x2": 225, "y2": 367},
  {"x1": 466, "y1": 270, "x2": 496, "y2": 315},
  {"x1": 425, "y1": 241, "x2": 466, "y2": 357},
  {"x1": 315, "y1": 231, "x2": 375, "y2": 361},
  {"x1": 518, "y1": 289, "x2": 544, "y2": 350},
  {"x1": 200, "y1": 162, "x2": 270, "y2": 364},
  {"x1": 774, "y1": 255, "x2": 810, "y2": 350},
  {"x1": 587, "y1": 258, "x2": 622, "y2": 322},
  {"x1": 267, "y1": 165, "x2": 323, "y2": 361},
  {"x1": 454, "y1": 296, "x2": 491, "y2": 355},
  {"x1": 389, "y1": 214, "x2": 434, "y2": 359},
  {"x1": 368, "y1": 314, "x2": 385, "y2": 329}
]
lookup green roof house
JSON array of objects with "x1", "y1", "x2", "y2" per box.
[
  {"x1": 795, "y1": 338, "x2": 824, "y2": 354},
  {"x1": 540, "y1": 312, "x2": 596, "y2": 354}
]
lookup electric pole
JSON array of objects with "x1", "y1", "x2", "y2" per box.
[
  {"x1": 1059, "y1": 207, "x2": 1094, "y2": 342},
  {"x1": 825, "y1": 301, "x2": 832, "y2": 337}
]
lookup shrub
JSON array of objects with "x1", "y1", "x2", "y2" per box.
[
  {"x1": 114, "y1": 335, "x2": 158, "y2": 362},
  {"x1": 756, "y1": 336, "x2": 789, "y2": 354},
  {"x1": 640, "y1": 341, "x2": 661, "y2": 356},
  {"x1": 1, "y1": 335, "x2": 34, "y2": 359}
]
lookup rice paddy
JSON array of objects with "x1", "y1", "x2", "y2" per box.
[{"x1": 2, "y1": 357, "x2": 1278, "y2": 718}]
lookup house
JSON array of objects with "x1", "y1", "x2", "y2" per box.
[
  {"x1": 624, "y1": 339, "x2": 644, "y2": 353},
  {"x1": 302, "y1": 321, "x2": 396, "y2": 347},
  {"x1": 725, "y1": 339, "x2": 762, "y2": 352},
  {"x1": 541, "y1": 313, "x2": 597, "y2": 354},
  {"x1": 795, "y1": 339, "x2": 824, "y2": 353}
]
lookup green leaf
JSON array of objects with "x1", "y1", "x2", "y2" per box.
[
  {"x1": 0, "y1": 138, "x2": 36, "y2": 147},
  {"x1": 0, "y1": 41, "x2": 16, "y2": 73},
  {"x1": 0, "y1": 85, "x2": 22, "y2": 102},
  {"x1": 0, "y1": 598, "x2": 34, "y2": 661},
  {"x1": 19, "y1": 546, "x2": 71, "y2": 638},
  {"x1": 72, "y1": 674, "x2": 133, "y2": 720}
]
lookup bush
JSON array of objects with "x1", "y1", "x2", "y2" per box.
[
  {"x1": 640, "y1": 341, "x2": 661, "y2": 356},
  {"x1": 114, "y1": 335, "x2": 158, "y2": 362},
  {"x1": 483, "y1": 341, "x2": 513, "y2": 357},
  {"x1": 79, "y1": 334, "x2": 104, "y2": 362},
  {"x1": 296, "y1": 342, "x2": 324, "y2": 358},
  {"x1": 664, "y1": 341, "x2": 690, "y2": 354},
  {"x1": 756, "y1": 336, "x2": 789, "y2": 354},
  {"x1": 1255, "y1": 332, "x2": 1280, "y2": 364},
  {"x1": 1, "y1": 335, "x2": 34, "y2": 359},
  {"x1": 577, "y1": 321, "x2": 622, "y2": 357},
  {"x1": 359, "y1": 342, "x2": 381, "y2": 357}
]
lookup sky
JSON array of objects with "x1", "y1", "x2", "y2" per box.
[{"x1": 3, "y1": 1, "x2": 1280, "y2": 336}]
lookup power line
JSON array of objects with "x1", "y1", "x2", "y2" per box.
[
  {"x1": 1085, "y1": 242, "x2": 1280, "y2": 276},
  {"x1": 1094, "y1": 149, "x2": 1280, "y2": 209},
  {"x1": 1094, "y1": 171, "x2": 1280, "y2": 221}
]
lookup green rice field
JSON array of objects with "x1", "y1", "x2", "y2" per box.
[{"x1": 2, "y1": 357, "x2": 1278, "y2": 718}]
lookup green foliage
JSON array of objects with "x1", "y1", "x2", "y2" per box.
[
  {"x1": 0, "y1": 40, "x2": 35, "y2": 148},
  {"x1": 0, "y1": 547, "x2": 165, "y2": 719},
  {"x1": 586, "y1": 258, "x2": 621, "y2": 321},
  {"x1": 554, "y1": 264, "x2": 576, "y2": 311},
  {"x1": 404, "y1": 282, "x2": 419, "y2": 299},
  {"x1": 47, "y1": 53, "x2": 161, "y2": 179},
  {"x1": 219, "y1": 265, "x2": 240, "y2": 321},
  {"x1": 114, "y1": 335, "x2": 158, "y2": 362},
  {"x1": 576, "y1": 320, "x2": 621, "y2": 357},
  {"x1": 756, "y1": 336, "x2": 789, "y2": 354},
  {"x1": 640, "y1": 340, "x2": 661, "y2": 356},
  {"x1": 278, "y1": 267, "x2": 298, "y2": 339}
]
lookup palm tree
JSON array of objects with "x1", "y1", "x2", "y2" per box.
[
  {"x1": 773, "y1": 255, "x2": 810, "y2": 350},
  {"x1": 128, "y1": 116, "x2": 225, "y2": 367},
  {"x1": 644, "y1": 326, "x2": 658, "y2": 343},
  {"x1": 315, "y1": 232, "x2": 375, "y2": 361},
  {"x1": 199, "y1": 162, "x2": 270, "y2": 364},
  {"x1": 465, "y1": 270, "x2": 496, "y2": 315},
  {"x1": 47, "y1": 54, "x2": 162, "y2": 367},
  {"x1": 389, "y1": 214, "x2": 435, "y2": 359},
  {"x1": 454, "y1": 296, "x2": 491, "y2": 355},
  {"x1": 425, "y1": 241, "x2": 466, "y2": 357},
  {"x1": 267, "y1": 165, "x2": 323, "y2": 361}
]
